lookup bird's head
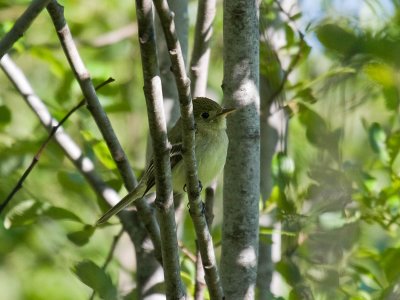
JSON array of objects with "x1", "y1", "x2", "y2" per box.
[{"x1": 193, "y1": 97, "x2": 236, "y2": 132}]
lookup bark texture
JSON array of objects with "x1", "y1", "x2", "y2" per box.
[
  {"x1": 221, "y1": 0, "x2": 260, "y2": 299},
  {"x1": 135, "y1": 0, "x2": 185, "y2": 298}
]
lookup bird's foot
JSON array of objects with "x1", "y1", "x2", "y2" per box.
[
  {"x1": 183, "y1": 180, "x2": 203, "y2": 193},
  {"x1": 187, "y1": 200, "x2": 205, "y2": 216}
]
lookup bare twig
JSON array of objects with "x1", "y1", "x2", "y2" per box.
[
  {"x1": 153, "y1": 0, "x2": 223, "y2": 298},
  {"x1": 264, "y1": 0, "x2": 307, "y2": 107},
  {"x1": 266, "y1": 41, "x2": 305, "y2": 106},
  {"x1": 46, "y1": 0, "x2": 162, "y2": 261},
  {"x1": 80, "y1": 23, "x2": 138, "y2": 48},
  {"x1": 135, "y1": 0, "x2": 185, "y2": 298},
  {"x1": 194, "y1": 183, "x2": 216, "y2": 300},
  {"x1": 0, "y1": 62, "x2": 113, "y2": 214},
  {"x1": 0, "y1": 55, "x2": 117, "y2": 205},
  {"x1": 46, "y1": 1, "x2": 136, "y2": 192},
  {"x1": 0, "y1": 0, "x2": 51, "y2": 58},
  {"x1": 178, "y1": 241, "x2": 197, "y2": 263},
  {"x1": 189, "y1": 0, "x2": 217, "y2": 296},
  {"x1": 189, "y1": 0, "x2": 216, "y2": 97},
  {"x1": 1, "y1": 56, "x2": 166, "y2": 296}
]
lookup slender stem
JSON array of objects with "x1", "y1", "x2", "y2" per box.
[
  {"x1": 46, "y1": 0, "x2": 162, "y2": 261},
  {"x1": 0, "y1": 0, "x2": 51, "y2": 58},
  {"x1": 46, "y1": 1, "x2": 136, "y2": 191},
  {"x1": 189, "y1": 0, "x2": 217, "y2": 295},
  {"x1": 152, "y1": 0, "x2": 223, "y2": 298},
  {"x1": 189, "y1": 0, "x2": 216, "y2": 98},
  {"x1": 135, "y1": 0, "x2": 186, "y2": 298},
  {"x1": 194, "y1": 183, "x2": 216, "y2": 299},
  {"x1": 0, "y1": 57, "x2": 113, "y2": 214}
]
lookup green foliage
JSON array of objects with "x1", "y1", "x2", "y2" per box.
[
  {"x1": 2, "y1": 0, "x2": 400, "y2": 299},
  {"x1": 0, "y1": 105, "x2": 12, "y2": 127},
  {"x1": 260, "y1": 1, "x2": 400, "y2": 299},
  {"x1": 67, "y1": 225, "x2": 96, "y2": 246},
  {"x1": 4, "y1": 199, "x2": 84, "y2": 229},
  {"x1": 73, "y1": 260, "x2": 118, "y2": 300}
]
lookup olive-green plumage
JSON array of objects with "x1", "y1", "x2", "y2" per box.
[{"x1": 96, "y1": 97, "x2": 235, "y2": 225}]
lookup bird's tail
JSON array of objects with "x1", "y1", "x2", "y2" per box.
[{"x1": 96, "y1": 181, "x2": 147, "y2": 225}]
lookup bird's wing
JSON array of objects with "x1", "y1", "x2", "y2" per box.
[
  {"x1": 143, "y1": 143, "x2": 183, "y2": 194},
  {"x1": 96, "y1": 143, "x2": 184, "y2": 226},
  {"x1": 96, "y1": 180, "x2": 147, "y2": 225}
]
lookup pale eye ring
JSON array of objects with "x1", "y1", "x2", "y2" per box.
[{"x1": 201, "y1": 112, "x2": 210, "y2": 119}]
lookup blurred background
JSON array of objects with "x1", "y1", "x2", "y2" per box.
[{"x1": 1, "y1": 0, "x2": 400, "y2": 299}]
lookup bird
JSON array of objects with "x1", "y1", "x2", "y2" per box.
[{"x1": 96, "y1": 97, "x2": 235, "y2": 225}]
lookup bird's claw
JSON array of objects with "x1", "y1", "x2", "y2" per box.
[
  {"x1": 187, "y1": 200, "x2": 205, "y2": 216},
  {"x1": 183, "y1": 181, "x2": 203, "y2": 193}
]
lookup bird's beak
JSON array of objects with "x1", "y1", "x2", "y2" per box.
[{"x1": 217, "y1": 107, "x2": 236, "y2": 117}]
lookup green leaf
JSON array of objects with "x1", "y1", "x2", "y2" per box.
[
  {"x1": 284, "y1": 23, "x2": 295, "y2": 46},
  {"x1": 122, "y1": 288, "x2": 138, "y2": 300},
  {"x1": 364, "y1": 62, "x2": 400, "y2": 111},
  {"x1": 290, "y1": 12, "x2": 302, "y2": 21},
  {"x1": 368, "y1": 122, "x2": 389, "y2": 164},
  {"x1": 0, "y1": 105, "x2": 12, "y2": 127},
  {"x1": 387, "y1": 130, "x2": 400, "y2": 164},
  {"x1": 316, "y1": 24, "x2": 361, "y2": 57},
  {"x1": 381, "y1": 247, "x2": 400, "y2": 282},
  {"x1": 382, "y1": 87, "x2": 400, "y2": 111},
  {"x1": 276, "y1": 258, "x2": 302, "y2": 286},
  {"x1": 294, "y1": 87, "x2": 317, "y2": 104},
  {"x1": 57, "y1": 171, "x2": 86, "y2": 193},
  {"x1": 364, "y1": 62, "x2": 395, "y2": 87},
  {"x1": 30, "y1": 47, "x2": 66, "y2": 78},
  {"x1": 298, "y1": 103, "x2": 341, "y2": 160},
  {"x1": 67, "y1": 225, "x2": 95, "y2": 246},
  {"x1": 73, "y1": 260, "x2": 118, "y2": 300},
  {"x1": 43, "y1": 206, "x2": 83, "y2": 223},
  {"x1": 93, "y1": 141, "x2": 117, "y2": 170},
  {"x1": 4, "y1": 199, "x2": 41, "y2": 229},
  {"x1": 272, "y1": 152, "x2": 295, "y2": 182}
]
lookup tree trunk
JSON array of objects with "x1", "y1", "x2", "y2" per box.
[
  {"x1": 257, "y1": 36, "x2": 288, "y2": 297},
  {"x1": 221, "y1": 0, "x2": 260, "y2": 298}
]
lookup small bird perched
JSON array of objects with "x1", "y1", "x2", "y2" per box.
[{"x1": 96, "y1": 97, "x2": 235, "y2": 225}]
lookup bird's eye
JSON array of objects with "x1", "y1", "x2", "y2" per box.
[{"x1": 201, "y1": 112, "x2": 210, "y2": 119}]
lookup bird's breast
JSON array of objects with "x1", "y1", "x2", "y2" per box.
[{"x1": 172, "y1": 129, "x2": 228, "y2": 192}]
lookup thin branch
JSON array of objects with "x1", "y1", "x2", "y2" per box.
[
  {"x1": 135, "y1": 0, "x2": 185, "y2": 298},
  {"x1": 264, "y1": 0, "x2": 307, "y2": 107},
  {"x1": 189, "y1": 0, "x2": 216, "y2": 300},
  {"x1": 190, "y1": 1, "x2": 217, "y2": 294},
  {"x1": 0, "y1": 0, "x2": 51, "y2": 59},
  {"x1": 0, "y1": 55, "x2": 156, "y2": 269},
  {"x1": 189, "y1": 0, "x2": 216, "y2": 97},
  {"x1": 178, "y1": 241, "x2": 197, "y2": 263},
  {"x1": 46, "y1": 1, "x2": 136, "y2": 192},
  {"x1": 0, "y1": 55, "x2": 118, "y2": 206},
  {"x1": 152, "y1": 0, "x2": 223, "y2": 298},
  {"x1": 194, "y1": 184, "x2": 216, "y2": 300},
  {"x1": 80, "y1": 23, "x2": 138, "y2": 48},
  {"x1": 89, "y1": 228, "x2": 125, "y2": 300},
  {"x1": 0, "y1": 61, "x2": 113, "y2": 214},
  {"x1": 46, "y1": 0, "x2": 162, "y2": 261}
]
